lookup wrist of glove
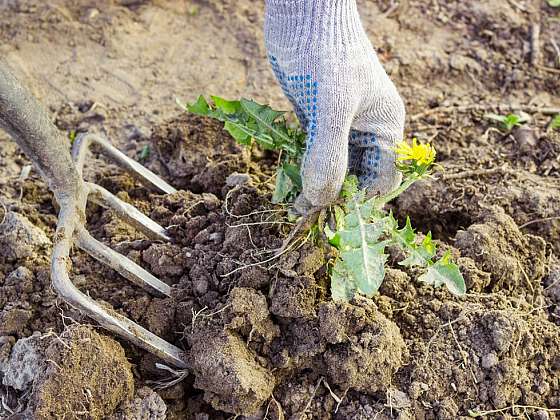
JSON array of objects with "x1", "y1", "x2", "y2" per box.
[{"x1": 265, "y1": 0, "x2": 405, "y2": 210}]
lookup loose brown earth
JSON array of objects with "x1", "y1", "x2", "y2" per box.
[{"x1": 1, "y1": 0, "x2": 560, "y2": 419}]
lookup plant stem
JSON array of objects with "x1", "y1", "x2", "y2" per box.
[{"x1": 374, "y1": 173, "x2": 420, "y2": 209}]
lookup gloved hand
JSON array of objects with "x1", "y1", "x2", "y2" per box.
[{"x1": 265, "y1": 0, "x2": 405, "y2": 213}]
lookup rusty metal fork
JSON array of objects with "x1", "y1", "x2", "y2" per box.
[{"x1": 0, "y1": 59, "x2": 186, "y2": 368}]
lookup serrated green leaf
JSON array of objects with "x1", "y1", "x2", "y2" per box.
[
  {"x1": 282, "y1": 163, "x2": 302, "y2": 190},
  {"x1": 183, "y1": 95, "x2": 306, "y2": 203},
  {"x1": 421, "y1": 232, "x2": 436, "y2": 257},
  {"x1": 241, "y1": 99, "x2": 284, "y2": 128},
  {"x1": 272, "y1": 166, "x2": 292, "y2": 204},
  {"x1": 223, "y1": 121, "x2": 252, "y2": 145},
  {"x1": 342, "y1": 175, "x2": 359, "y2": 199},
  {"x1": 186, "y1": 95, "x2": 210, "y2": 115},
  {"x1": 399, "y1": 253, "x2": 427, "y2": 268},
  {"x1": 240, "y1": 99, "x2": 295, "y2": 153},
  {"x1": 390, "y1": 217, "x2": 435, "y2": 268},
  {"x1": 400, "y1": 231, "x2": 436, "y2": 267},
  {"x1": 331, "y1": 262, "x2": 357, "y2": 302},
  {"x1": 332, "y1": 197, "x2": 390, "y2": 297},
  {"x1": 398, "y1": 217, "x2": 416, "y2": 245},
  {"x1": 341, "y1": 245, "x2": 388, "y2": 296},
  {"x1": 551, "y1": 114, "x2": 560, "y2": 130},
  {"x1": 211, "y1": 96, "x2": 240, "y2": 114},
  {"x1": 418, "y1": 251, "x2": 466, "y2": 296}
]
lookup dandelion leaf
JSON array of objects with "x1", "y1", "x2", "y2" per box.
[
  {"x1": 272, "y1": 166, "x2": 292, "y2": 204},
  {"x1": 331, "y1": 262, "x2": 357, "y2": 302},
  {"x1": 186, "y1": 95, "x2": 210, "y2": 115},
  {"x1": 418, "y1": 251, "x2": 466, "y2": 296},
  {"x1": 334, "y1": 198, "x2": 390, "y2": 297}
]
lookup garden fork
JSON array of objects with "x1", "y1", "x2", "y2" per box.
[{"x1": 0, "y1": 60, "x2": 187, "y2": 368}]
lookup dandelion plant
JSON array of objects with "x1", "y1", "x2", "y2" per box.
[
  {"x1": 180, "y1": 96, "x2": 466, "y2": 301},
  {"x1": 326, "y1": 139, "x2": 465, "y2": 301}
]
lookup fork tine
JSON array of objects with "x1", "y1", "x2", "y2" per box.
[
  {"x1": 52, "y1": 205, "x2": 187, "y2": 368},
  {"x1": 72, "y1": 133, "x2": 177, "y2": 194},
  {"x1": 76, "y1": 227, "x2": 171, "y2": 297},
  {"x1": 87, "y1": 182, "x2": 170, "y2": 242}
]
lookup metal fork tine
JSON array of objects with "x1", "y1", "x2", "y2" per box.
[
  {"x1": 51, "y1": 204, "x2": 186, "y2": 368},
  {"x1": 76, "y1": 227, "x2": 171, "y2": 297},
  {"x1": 53, "y1": 222, "x2": 186, "y2": 368},
  {"x1": 72, "y1": 133, "x2": 177, "y2": 194},
  {"x1": 87, "y1": 182, "x2": 170, "y2": 242}
]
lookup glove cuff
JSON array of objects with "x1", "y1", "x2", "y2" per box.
[{"x1": 265, "y1": 0, "x2": 364, "y2": 53}]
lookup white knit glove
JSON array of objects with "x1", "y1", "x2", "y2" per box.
[{"x1": 265, "y1": 0, "x2": 405, "y2": 212}]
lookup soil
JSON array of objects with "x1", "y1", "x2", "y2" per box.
[{"x1": 1, "y1": 0, "x2": 560, "y2": 419}]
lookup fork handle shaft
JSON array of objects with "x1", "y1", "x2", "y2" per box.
[{"x1": 0, "y1": 59, "x2": 82, "y2": 202}]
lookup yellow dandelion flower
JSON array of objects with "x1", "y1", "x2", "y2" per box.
[{"x1": 395, "y1": 138, "x2": 436, "y2": 166}]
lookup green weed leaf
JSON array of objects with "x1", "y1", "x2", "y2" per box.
[
  {"x1": 418, "y1": 251, "x2": 466, "y2": 296},
  {"x1": 282, "y1": 163, "x2": 302, "y2": 190},
  {"x1": 184, "y1": 95, "x2": 210, "y2": 115},
  {"x1": 388, "y1": 216, "x2": 436, "y2": 268},
  {"x1": 551, "y1": 114, "x2": 560, "y2": 130},
  {"x1": 223, "y1": 121, "x2": 252, "y2": 145},
  {"x1": 272, "y1": 167, "x2": 292, "y2": 204},
  {"x1": 485, "y1": 112, "x2": 529, "y2": 132},
  {"x1": 331, "y1": 198, "x2": 390, "y2": 300},
  {"x1": 138, "y1": 144, "x2": 150, "y2": 161},
  {"x1": 547, "y1": 0, "x2": 560, "y2": 7},
  {"x1": 341, "y1": 175, "x2": 359, "y2": 200},
  {"x1": 331, "y1": 263, "x2": 357, "y2": 302},
  {"x1": 182, "y1": 95, "x2": 306, "y2": 202},
  {"x1": 211, "y1": 96, "x2": 240, "y2": 114}
]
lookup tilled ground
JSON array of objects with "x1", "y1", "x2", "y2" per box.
[{"x1": 0, "y1": 0, "x2": 560, "y2": 419}]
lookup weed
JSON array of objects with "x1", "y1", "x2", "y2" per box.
[
  {"x1": 179, "y1": 96, "x2": 305, "y2": 203},
  {"x1": 180, "y1": 97, "x2": 465, "y2": 299},
  {"x1": 485, "y1": 112, "x2": 529, "y2": 132},
  {"x1": 138, "y1": 144, "x2": 150, "y2": 162},
  {"x1": 188, "y1": 5, "x2": 200, "y2": 16},
  {"x1": 68, "y1": 129, "x2": 77, "y2": 145},
  {"x1": 550, "y1": 114, "x2": 560, "y2": 131},
  {"x1": 325, "y1": 139, "x2": 465, "y2": 300}
]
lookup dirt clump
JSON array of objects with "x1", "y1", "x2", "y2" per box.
[
  {"x1": 405, "y1": 303, "x2": 560, "y2": 417},
  {"x1": 223, "y1": 287, "x2": 280, "y2": 343},
  {"x1": 270, "y1": 275, "x2": 317, "y2": 319},
  {"x1": 544, "y1": 259, "x2": 560, "y2": 323},
  {"x1": 0, "y1": 307, "x2": 33, "y2": 336},
  {"x1": 187, "y1": 324, "x2": 276, "y2": 416},
  {"x1": 110, "y1": 386, "x2": 167, "y2": 420},
  {"x1": 319, "y1": 300, "x2": 407, "y2": 394},
  {"x1": 0, "y1": 211, "x2": 50, "y2": 261},
  {"x1": 269, "y1": 246, "x2": 327, "y2": 319},
  {"x1": 28, "y1": 325, "x2": 134, "y2": 420},
  {"x1": 455, "y1": 206, "x2": 547, "y2": 293},
  {"x1": 150, "y1": 114, "x2": 245, "y2": 197}
]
